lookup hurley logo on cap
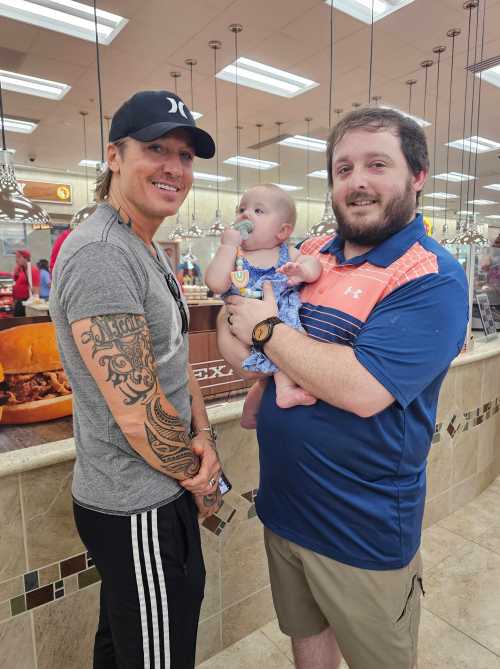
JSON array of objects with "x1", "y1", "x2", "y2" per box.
[{"x1": 165, "y1": 96, "x2": 189, "y2": 119}]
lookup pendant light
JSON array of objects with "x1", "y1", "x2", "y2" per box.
[
  {"x1": 275, "y1": 121, "x2": 283, "y2": 186},
  {"x1": 71, "y1": 0, "x2": 106, "y2": 228},
  {"x1": 308, "y1": 0, "x2": 336, "y2": 237},
  {"x1": 168, "y1": 71, "x2": 185, "y2": 240},
  {"x1": 305, "y1": 116, "x2": 312, "y2": 236},
  {"x1": 419, "y1": 59, "x2": 433, "y2": 205},
  {"x1": 256, "y1": 123, "x2": 263, "y2": 185},
  {"x1": 368, "y1": 0, "x2": 375, "y2": 103},
  {"x1": 183, "y1": 58, "x2": 203, "y2": 239},
  {"x1": 206, "y1": 39, "x2": 225, "y2": 237},
  {"x1": 229, "y1": 23, "x2": 243, "y2": 201},
  {"x1": 406, "y1": 79, "x2": 417, "y2": 115},
  {"x1": 431, "y1": 44, "x2": 446, "y2": 223},
  {"x1": 0, "y1": 80, "x2": 51, "y2": 237},
  {"x1": 440, "y1": 28, "x2": 461, "y2": 243}
]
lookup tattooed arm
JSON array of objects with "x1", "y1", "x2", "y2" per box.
[{"x1": 72, "y1": 313, "x2": 201, "y2": 482}]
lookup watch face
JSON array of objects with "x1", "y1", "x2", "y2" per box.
[{"x1": 254, "y1": 323, "x2": 270, "y2": 342}]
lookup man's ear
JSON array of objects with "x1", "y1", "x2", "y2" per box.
[
  {"x1": 107, "y1": 143, "x2": 121, "y2": 173},
  {"x1": 277, "y1": 223, "x2": 293, "y2": 242},
  {"x1": 412, "y1": 169, "x2": 427, "y2": 195}
]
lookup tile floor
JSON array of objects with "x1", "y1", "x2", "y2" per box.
[{"x1": 199, "y1": 476, "x2": 500, "y2": 668}]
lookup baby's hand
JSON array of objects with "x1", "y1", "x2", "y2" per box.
[
  {"x1": 277, "y1": 262, "x2": 308, "y2": 286},
  {"x1": 221, "y1": 228, "x2": 242, "y2": 247}
]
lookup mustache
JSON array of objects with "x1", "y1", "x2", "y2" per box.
[{"x1": 346, "y1": 191, "x2": 380, "y2": 205}]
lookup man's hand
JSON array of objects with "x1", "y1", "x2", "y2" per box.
[
  {"x1": 277, "y1": 262, "x2": 309, "y2": 286},
  {"x1": 194, "y1": 489, "x2": 222, "y2": 519},
  {"x1": 180, "y1": 435, "x2": 221, "y2": 495},
  {"x1": 225, "y1": 282, "x2": 279, "y2": 345}
]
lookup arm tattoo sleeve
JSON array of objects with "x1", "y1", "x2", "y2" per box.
[{"x1": 81, "y1": 314, "x2": 199, "y2": 478}]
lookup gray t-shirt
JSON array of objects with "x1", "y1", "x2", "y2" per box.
[{"x1": 50, "y1": 203, "x2": 191, "y2": 515}]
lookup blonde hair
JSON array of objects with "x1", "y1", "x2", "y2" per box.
[
  {"x1": 245, "y1": 183, "x2": 297, "y2": 228},
  {"x1": 95, "y1": 139, "x2": 127, "y2": 202}
]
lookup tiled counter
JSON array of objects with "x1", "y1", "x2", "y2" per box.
[{"x1": 1, "y1": 339, "x2": 500, "y2": 668}]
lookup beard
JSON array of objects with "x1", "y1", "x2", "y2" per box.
[{"x1": 333, "y1": 178, "x2": 416, "y2": 246}]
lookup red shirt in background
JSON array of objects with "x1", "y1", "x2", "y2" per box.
[
  {"x1": 50, "y1": 229, "x2": 72, "y2": 273},
  {"x1": 12, "y1": 265, "x2": 40, "y2": 301}
]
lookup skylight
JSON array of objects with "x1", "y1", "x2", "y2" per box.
[
  {"x1": 434, "y1": 172, "x2": 475, "y2": 183},
  {"x1": 279, "y1": 136, "x2": 327, "y2": 152},
  {"x1": 325, "y1": 0, "x2": 416, "y2": 25},
  {"x1": 224, "y1": 156, "x2": 278, "y2": 170},
  {"x1": 447, "y1": 136, "x2": 500, "y2": 154},
  {"x1": 0, "y1": 69, "x2": 70, "y2": 100},
  {"x1": 0, "y1": 115, "x2": 38, "y2": 134},
  {"x1": 0, "y1": 0, "x2": 128, "y2": 45},
  {"x1": 217, "y1": 57, "x2": 319, "y2": 98}
]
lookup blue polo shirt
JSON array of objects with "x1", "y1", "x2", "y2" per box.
[{"x1": 255, "y1": 216, "x2": 469, "y2": 570}]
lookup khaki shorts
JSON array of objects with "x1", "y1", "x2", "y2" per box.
[{"x1": 264, "y1": 528, "x2": 423, "y2": 669}]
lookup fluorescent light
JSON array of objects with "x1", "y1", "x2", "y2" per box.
[
  {"x1": 279, "y1": 135, "x2": 327, "y2": 152},
  {"x1": 478, "y1": 64, "x2": 500, "y2": 89},
  {"x1": 468, "y1": 199, "x2": 497, "y2": 205},
  {"x1": 308, "y1": 170, "x2": 328, "y2": 179},
  {"x1": 193, "y1": 171, "x2": 231, "y2": 182},
  {"x1": 0, "y1": 69, "x2": 70, "y2": 100},
  {"x1": 79, "y1": 159, "x2": 102, "y2": 169},
  {"x1": 325, "y1": 0, "x2": 415, "y2": 25},
  {"x1": 458, "y1": 210, "x2": 477, "y2": 216},
  {"x1": 0, "y1": 0, "x2": 127, "y2": 45},
  {"x1": 0, "y1": 115, "x2": 38, "y2": 134},
  {"x1": 486, "y1": 215, "x2": 500, "y2": 219},
  {"x1": 224, "y1": 156, "x2": 278, "y2": 170},
  {"x1": 424, "y1": 192, "x2": 458, "y2": 200},
  {"x1": 380, "y1": 105, "x2": 430, "y2": 128},
  {"x1": 191, "y1": 111, "x2": 203, "y2": 120},
  {"x1": 217, "y1": 57, "x2": 318, "y2": 98},
  {"x1": 447, "y1": 136, "x2": 500, "y2": 153},
  {"x1": 484, "y1": 184, "x2": 500, "y2": 191},
  {"x1": 271, "y1": 183, "x2": 303, "y2": 192},
  {"x1": 434, "y1": 172, "x2": 475, "y2": 183},
  {"x1": 422, "y1": 206, "x2": 446, "y2": 211}
]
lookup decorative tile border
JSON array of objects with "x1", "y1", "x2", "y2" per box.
[
  {"x1": 202, "y1": 499, "x2": 238, "y2": 536},
  {"x1": 435, "y1": 397, "x2": 500, "y2": 443},
  {"x1": 0, "y1": 551, "x2": 100, "y2": 623}
]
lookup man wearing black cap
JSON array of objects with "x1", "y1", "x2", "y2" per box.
[{"x1": 50, "y1": 91, "x2": 219, "y2": 669}]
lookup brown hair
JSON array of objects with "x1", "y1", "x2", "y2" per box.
[
  {"x1": 94, "y1": 139, "x2": 127, "y2": 202},
  {"x1": 326, "y1": 107, "x2": 429, "y2": 205}
]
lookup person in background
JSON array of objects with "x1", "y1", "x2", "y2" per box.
[
  {"x1": 49, "y1": 227, "x2": 71, "y2": 273},
  {"x1": 37, "y1": 259, "x2": 51, "y2": 300},
  {"x1": 12, "y1": 249, "x2": 39, "y2": 317}
]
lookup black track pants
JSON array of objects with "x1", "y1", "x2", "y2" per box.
[{"x1": 74, "y1": 493, "x2": 205, "y2": 669}]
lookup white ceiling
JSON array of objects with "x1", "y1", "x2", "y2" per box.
[{"x1": 2, "y1": 0, "x2": 500, "y2": 216}]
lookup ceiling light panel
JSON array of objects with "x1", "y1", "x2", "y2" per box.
[
  {"x1": 279, "y1": 136, "x2": 327, "y2": 152},
  {"x1": 424, "y1": 192, "x2": 458, "y2": 200},
  {"x1": 216, "y1": 57, "x2": 319, "y2": 98},
  {"x1": 478, "y1": 64, "x2": 500, "y2": 89},
  {"x1": 191, "y1": 111, "x2": 202, "y2": 120},
  {"x1": 447, "y1": 136, "x2": 500, "y2": 153},
  {"x1": 434, "y1": 172, "x2": 475, "y2": 183},
  {"x1": 468, "y1": 199, "x2": 497, "y2": 205},
  {"x1": 272, "y1": 183, "x2": 303, "y2": 191},
  {"x1": 0, "y1": 116, "x2": 38, "y2": 133},
  {"x1": 308, "y1": 170, "x2": 328, "y2": 179},
  {"x1": 224, "y1": 156, "x2": 278, "y2": 170},
  {"x1": 193, "y1": 172, "x2": 231, "y2": 182},
  {"x1": 484, "y1": 184, "x2": 500, "y2": 191},
  {"x1": 422, "y1": 206, "x2": 446, "y2": 211},
  {"x1": 0, "y1": 0, "x2": 128, "y2": 45},
  {"x1": 325, "y1": 0, "x2": 416, "y2": 25},
  {"x1": 486, "y1": 215, "x2": 500, "y2": 219},
  {"x1": 79, "y1": 159, "x2": 103, "y2": 168},
  {"x1": 0, "y1": 69, "x2": 70, "y2": 100}
]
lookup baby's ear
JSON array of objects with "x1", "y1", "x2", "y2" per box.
[{"x1": 277, "y1": 223, "x2": 293, "y2": 241}]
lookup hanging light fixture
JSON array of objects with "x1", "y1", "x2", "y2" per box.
[
  {"x1": 368, "y1": 0, "x2": 375, "y2": 104},
  {"x1": 430, "y1": 44, "x2": 446, "y2": 225},
  {"x1": 275, "y1": 120, "x2": 284, "y2": 186},
  {"x1": 71, "y1": 0, "x2": 106, "y2": 228},
  {"x1": 406, "y1": 79, "x2": 417, "y2": 115},
  {"x1": 206, "y1": 39, "x2": 225, "y2": 237},
  {"x1": 308, "y1": 0, "x2": 336, "y2": 237},
  {"x1": 229, "y1": 23, "x2": 243, "y2": 201},
  {"x1": 0, "y1": 80, "x2": 51, "y2": 238},
  {"x1": 305, "y1": 116, "x2": 312, "y2": 236},
  {"x1": 440, "y1": 28, "x2": 461, "y2": 243},
  {"x1": 256, "y1": 123, "x2": 263, "y2": 185},
  {"x1": 183, "y1": 58, "x2": 203, "y2": 239}
]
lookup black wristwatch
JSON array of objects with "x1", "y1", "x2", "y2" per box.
[{"x1": 252, "y1": 316, "x2": 283, "y2": 352}]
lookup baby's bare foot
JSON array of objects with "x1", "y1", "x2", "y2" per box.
[{"x1": 276, "y1": 387, "x2": 317, "y2": 409}]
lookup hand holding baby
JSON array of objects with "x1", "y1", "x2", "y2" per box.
[{"x1": 221, "y1": 228, "x2": 242, "y2": 247}]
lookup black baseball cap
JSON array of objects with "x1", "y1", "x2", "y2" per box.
[{"x1": 109, "y1": 90, "x2": 215, "y2": 159}]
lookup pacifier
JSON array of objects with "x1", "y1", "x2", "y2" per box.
[{"x1": 232, "y1": 219, "x2": 254, "y2": 240}]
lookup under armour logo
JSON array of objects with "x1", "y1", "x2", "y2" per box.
[
  {"x1": 166, "y1": 97, "x2": 188, "y2": 119},
  {"x1": 344, "y1": 286, "x2": 363, "y2": 299}
]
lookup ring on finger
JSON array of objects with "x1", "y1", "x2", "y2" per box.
[{"x1": 209, "y1": 477, "x2": 217, "y2": 487}]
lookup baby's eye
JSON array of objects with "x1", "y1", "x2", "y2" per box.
[{"x1": 255, "y1": 207, "x2": 264, "y2": 214}]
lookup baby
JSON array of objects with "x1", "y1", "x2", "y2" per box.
[{"x1": 205, "y1": 184, "x2": 322, "y2": 428}]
